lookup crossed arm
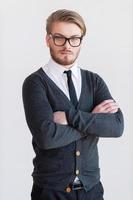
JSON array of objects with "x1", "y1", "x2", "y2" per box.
[
  {"x1": 54, "y1": 99, "x2": 119, "y2": 125},
  {"x1": 22, "y1": 74, "x2": 124, "y2": 150},
  {"x1": 53, "y1": 99, "x2": 124, "y2": 138}
]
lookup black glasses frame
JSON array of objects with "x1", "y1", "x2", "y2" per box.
[{"x1": 49, "y1": 33, "x2": 83, "y2": 47}]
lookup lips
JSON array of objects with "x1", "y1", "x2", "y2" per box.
[{"x1": 60, "y1": 50, "x2": 72, "y2": 55}]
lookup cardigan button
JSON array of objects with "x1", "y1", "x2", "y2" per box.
[
  {"x1": 76, "y1": 169, "x2": 80, "y2": 175},
  {"x1": 76, "y1": 151, "x2": 80, "y2": 156},
  {"x1": 66, "y1": 187, "x2": 72, "y2": 193}
]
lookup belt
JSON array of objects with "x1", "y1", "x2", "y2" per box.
[
  {"x1": 66, "y1": 179, "x2": 84, "y2": 193},
  {"x1": 71, "y1": 180, "x2": 84, "y2": 191}
]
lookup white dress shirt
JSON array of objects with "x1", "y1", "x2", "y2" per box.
[
  {"x1": 42, "y1": 58, "x2": 81, "y2": 182},
  {"x1": 42, "y1": 58, "x2": 81, "y2": 101}
]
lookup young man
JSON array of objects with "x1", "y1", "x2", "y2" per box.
[{"x1": 22, "y1": 9, "x2": 124, "y2": 200}]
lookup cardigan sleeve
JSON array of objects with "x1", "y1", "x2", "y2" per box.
[
  {"x1": 22, "y1": 75, "x2": 83, "y2": 150},
  {"x1": 66, "y1": 73, "x2": 124, "y2": 138}
]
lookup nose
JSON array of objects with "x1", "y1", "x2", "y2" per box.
[{"x1": 64, "y1": 39, "x2": 71, "y2": 48}]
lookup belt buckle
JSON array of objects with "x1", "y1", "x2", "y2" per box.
[{"x1": 72, "y1": 182, "x2": 83, "y2": 191}]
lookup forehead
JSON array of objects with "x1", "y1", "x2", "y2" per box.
[{"x1": 51, "y1": 22, "x2": 82, "y2": 36}]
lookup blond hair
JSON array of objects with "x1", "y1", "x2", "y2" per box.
[{"x1": 46, "y1": 9, "x2": 86, "y2": 36}]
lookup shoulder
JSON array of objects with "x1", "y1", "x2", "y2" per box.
[
  {"x1": 22, "y1": 67, "x2": 49, "y2": 95},
  {"x1": 80, "y1": 68, "x2": 104, "y2": 84},
  {"x1": 23, "y1": 67, "x2": 44, "y2": 83},
  {"x1": 22, "y1": 67, "x2": 48, "y2": 89}
]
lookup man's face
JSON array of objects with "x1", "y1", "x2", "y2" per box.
[{"x1": 46, "y1": 22, "x2": 83, "y2": 67}]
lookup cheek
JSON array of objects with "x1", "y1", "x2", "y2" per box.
[
  {"x1": 50, "y1": 46, "x2": 60, "y2": 55},
  {"x1": 74, "y1": 48, "x2": 81, "y2": 55},
  {"x1": 52, "y1": 47, "x2": 63, "y2": 54}
]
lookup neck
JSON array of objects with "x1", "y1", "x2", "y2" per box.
[{"x1": 62, "y1": 64, "x2": 73, "y2": 69}]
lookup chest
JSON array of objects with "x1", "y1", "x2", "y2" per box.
[{"x1": 43, "y1": 71, "x2": 95, "y2": 113}]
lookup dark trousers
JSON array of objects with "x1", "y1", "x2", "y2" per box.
[{"x1": 31, "y1": 181, "x2": 104, "y2": 200}]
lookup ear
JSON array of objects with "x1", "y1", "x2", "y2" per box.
[{"x1": 46, "y1": 34, "x2": 50, "y2": 47}]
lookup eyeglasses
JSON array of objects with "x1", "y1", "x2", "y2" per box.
[{"x1": 49, "y1": 33, "x2": 83, "y2": 47}]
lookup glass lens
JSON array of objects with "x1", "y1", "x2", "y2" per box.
[
  {"x1": 54, "y1": 36, "x2": 66, "y2": 46},
  {"x1": 51, "y1": 34, "x2": 82, "y2": 47},
  {"x1": 69, "y1": 37, "x2": 81, "y2": 47}
]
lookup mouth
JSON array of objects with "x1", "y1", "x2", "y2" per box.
[{"x1": 60, "y1": 50, "x2": 73, "y2": 55}]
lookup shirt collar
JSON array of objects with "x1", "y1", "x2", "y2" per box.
[{"x1": 45, "y1": 58, "x2": 79, "y2": 79}]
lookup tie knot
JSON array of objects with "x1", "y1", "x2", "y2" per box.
[{"x1": 64, "y1": 70, "x2": 72, "y2": 77}]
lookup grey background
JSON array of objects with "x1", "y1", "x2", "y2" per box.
[{"x1": 1, "y1": 0, "x2": 132, "y2": 199}]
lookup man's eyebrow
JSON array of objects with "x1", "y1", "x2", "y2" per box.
[
  {"x1": 52, "y1": 33, "x2": 82, "y2": 37},
  {"x1": 52, "y1": 33, "x2": 65, "y2": 37}
]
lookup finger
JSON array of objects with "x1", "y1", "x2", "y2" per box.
[
  {"x1": 103, "y1": 102, "x2": 119, "y2": 110},
  {"x1": 92, "y1": 101, "x2": 119, "y2": 113},
  {"x1": 100, "y1": 99, "x2": 114, "y2": 106},
  {"x1": 96, "y1": 103, "x2": 119, "y2": 113},
  {"x1": 106, "y1": 105, "x2": 119, "y2": 112},
  {"x1": 108, "y1": 108, "x2": 119, "y2": 113},
  {"x1": 96, "y1": 102, "x2": 117, "y2": 113}
]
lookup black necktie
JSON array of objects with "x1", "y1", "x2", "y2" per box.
[{"x1": 64, "y1": 70, "x2": 78, "y2": 108}]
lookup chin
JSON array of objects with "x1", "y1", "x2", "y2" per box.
[
  {"x1": 60, "y1": 60, "x2": 75, "y2": 66},
  {"x1": 61, "y1": 57, "x2": 76, "y2": 65},
  {"x1": 54, "y1": 58, "x2": 75, "y2": 66}
]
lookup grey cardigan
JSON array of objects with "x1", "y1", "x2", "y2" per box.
[{"x1": 22, "y1": 67, "x2": 124, "y2": 191}]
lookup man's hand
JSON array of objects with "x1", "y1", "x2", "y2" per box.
[
  {"x1": 53, "y1": 111, "x2": 68, "y2": 125},
  {"x1": 53, "y1": 100, "x2": 118, "y2": 125},
  {"x1": 92, "y1": 99, "x2": 119, "y2": 114}
]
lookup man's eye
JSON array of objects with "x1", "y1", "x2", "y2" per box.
[
  {"x1": 71, "y1": 37, "x2": 80, "y2": 41},
  {"x1": 54, "y1": 36, "x2": 64, "y2": 40}
]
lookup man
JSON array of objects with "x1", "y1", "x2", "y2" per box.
[{"x1": 22, "y1": 9, "x2": 124, "y2": 200}]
